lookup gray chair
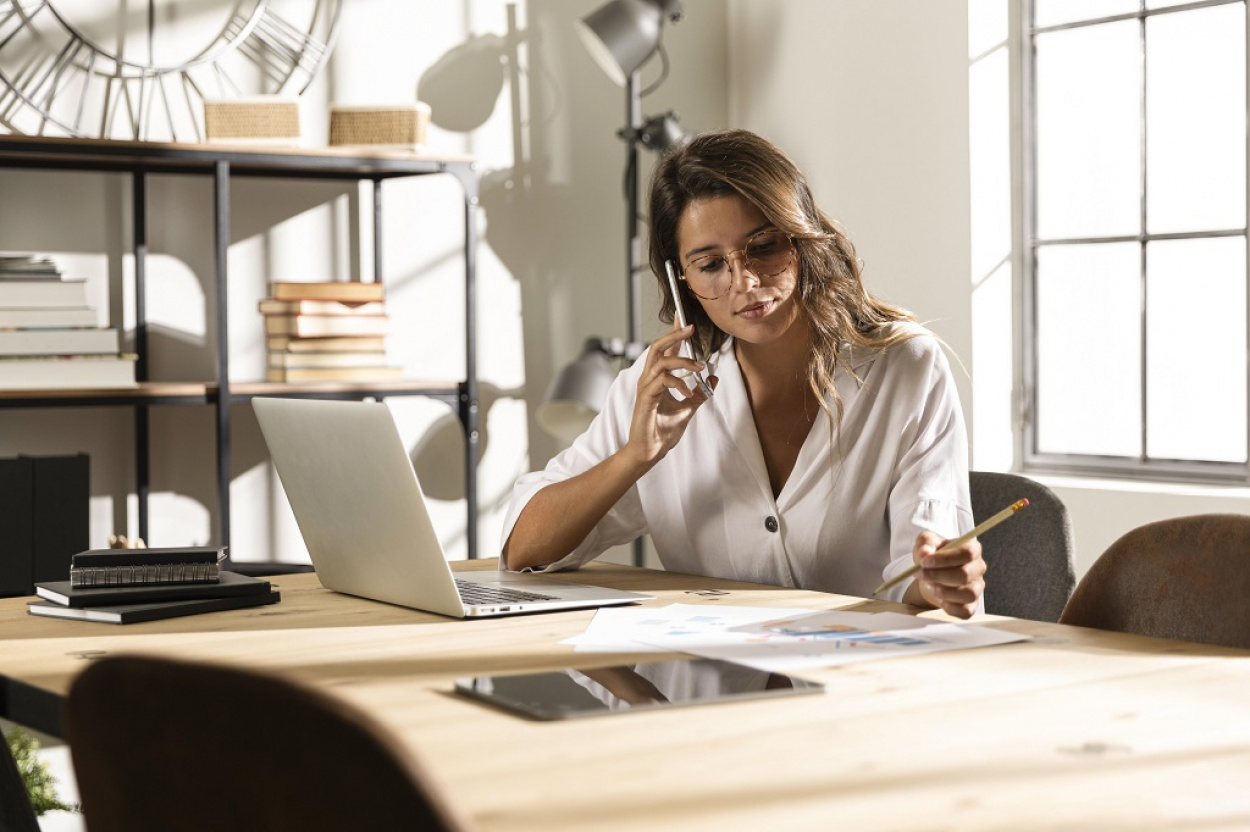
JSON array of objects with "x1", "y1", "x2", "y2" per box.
[
  {"x1": 0, "y1": 731, "x2": 40, "y2": 832},
  {"x1": 65, "y1": 655, "x2": 471, "y2": 832},
  {"x1": 970, "y1": 471, "x2": 1076, "y2": 622},
  {"x1": 1060, "y1": 513, "x2": 1250, "y2": 649}
]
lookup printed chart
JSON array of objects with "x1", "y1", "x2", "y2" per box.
[{"x1": 563, "y1": 604, "x2": 1028, "y2": 672}]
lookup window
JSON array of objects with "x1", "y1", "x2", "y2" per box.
[{"x1": 1023, "y1": 0, "x2": 1249, "y2": 481}]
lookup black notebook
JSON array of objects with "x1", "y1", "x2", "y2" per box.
[
  {"x1": 35, "y1": 570, "x2": 271, "y2": 608},
  {"x1": 27, "y1": 590, "x2": 281, "y2": 624},
  {"x1": 69, "y1": 546, "x2": 225, "y2": 588}
]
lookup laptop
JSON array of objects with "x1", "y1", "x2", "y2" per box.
[{"x1": 252, "y1": 397, "x2": 652, "y2": 618}]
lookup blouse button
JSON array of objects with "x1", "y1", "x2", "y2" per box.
[{"x1": 764, "y1": 515, "x2": 779, "y2": 533}]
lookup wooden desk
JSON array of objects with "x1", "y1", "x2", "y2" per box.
[{"x1": 3, "y1": 561, "x2": 1249, "y2": 830}]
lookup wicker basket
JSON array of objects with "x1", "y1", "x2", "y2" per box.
[
  {"x1": 329, "y1": 103, "x2": 431, "y2": 149},
  {"x1": 203, "y1": 97, "x2": 301, "y2": 145}
]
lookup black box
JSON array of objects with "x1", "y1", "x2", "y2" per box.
[
  {"x1": 30, "y1": 453, "x2": 89, "y2": 585},
  {"x1": 0, "y1": 453, "x2": 89, "y2": 596},
  {"x1": 0, "y1": 456, "x2": 34, "y2": 596}
]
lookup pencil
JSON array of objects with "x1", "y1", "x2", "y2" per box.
[{"x1": 872, "y1": 497, "x2": 1030, "y2": 596}]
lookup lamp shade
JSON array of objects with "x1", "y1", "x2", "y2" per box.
[
  {"x1": 575, "y1": 0, "x2": 665, "y2": 85},
  {"x1": 536, "y1": 340, "x2": 616, "y2": 445}
]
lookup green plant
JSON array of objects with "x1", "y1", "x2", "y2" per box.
[{"x1": 5, "y1": 727, "x2": 75, "y2": 815}]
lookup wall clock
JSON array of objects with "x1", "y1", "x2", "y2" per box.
[{"x1": 0, "y1": 0, "x2": 342, "y2": 141}]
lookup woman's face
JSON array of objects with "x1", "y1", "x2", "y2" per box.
[{"x1": 675, "y1": 194, "x2": 803, "y2": 348}]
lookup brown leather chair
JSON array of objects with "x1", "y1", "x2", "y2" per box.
[
  {"x1": 1060, "y1": 513, "x2": 1250, "y2": 649},
  {"x1": 65, "y1": 655, "x2": 471, "y2": 832}
]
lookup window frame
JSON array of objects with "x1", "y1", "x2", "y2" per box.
[{"x1": 1020, "y1": 0, "x2": 1250, "y2": 484}]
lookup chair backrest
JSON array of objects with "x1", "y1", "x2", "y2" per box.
[
  {"x1": 1060, "y1": 513, "x2": 1250, "y2": 649},
  {"x1": 970, "y1": 471, "x2": 1076, "y2": 622},
  {"x1": 64, "y1": 656, "x2": 471, "y2": 832},
  {"x1": 0, "y1": 732, "x2": 40, "y2": 832}
]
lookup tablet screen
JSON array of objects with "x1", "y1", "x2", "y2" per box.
[{"x1": 454, "y1": 657, "x2": 824, "y2": 720}]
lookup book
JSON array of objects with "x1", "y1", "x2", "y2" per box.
[
  {"x1": 0, "y1": 327, "x2": 120, "y2": 356},
  {"x1": 258, "y1": 299, "x2": 385, "y2": 316},
  {"x1": 0, "y1": 456, "x2": 34, "y2": 597},
  {"x1": 0, "y1": 354, "x2": 137, "y2": 389},
  {"x1": 0, "y1": 270, "x2": 61, "y2": 280},
  {"x1": 35, "y1": 569, "x2": 271, "y2": 607},
  {"x1": 265, "y1": 365, "x2": 404, "y2": 383},
  {"x1": 27, "y1": 590, "x2": 281, "y2": 624},
  {"x1": 30, "y1": 453, "x2": 88, "y2": 585},
  {"x1": 270, "y1": 281, "x2": 385, "y2": 303},
  {"x1": 69, "y1": 546, "x2": 226, "y2": 588},
  {"x1": 0, "y1": 256, "x2": 60, "y2": 278},
  {"x1": 263, "y1": 314, "x2": 389, "y2": 338},
  {"x1": 0, "y1": 307, "x2": 98, "y2": 328},
  {"x1": 267, "y1": 350, "x2": 388, "y2": 369},
  {"x1": 266, "y1": 335, "x2": 387, "y2": 353},
  {"x1": 0, "y1": 279, "x2": 88, "y2": 308}
]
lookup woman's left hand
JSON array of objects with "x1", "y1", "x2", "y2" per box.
[{"x1": 907, "y1": 531, "x2": 986, "y2": 619}]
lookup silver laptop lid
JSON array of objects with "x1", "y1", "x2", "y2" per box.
[{"x1": 253, "y1": 397, "x2": 466, "y2": 617}]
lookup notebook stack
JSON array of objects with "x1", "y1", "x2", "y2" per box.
[
  {"x1": 0, "y1": 254, "x2": 136, "y2": 389},
  {"x1": 27, "y1": 547, "x2": 280, "y2": 624},
  {"x1": 260, "y1": 281, "x2": 401, "y2": 383}
]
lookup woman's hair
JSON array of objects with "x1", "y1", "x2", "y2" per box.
[{"x1": 647, "y1": 128, "x2": 918, "y2": 435}]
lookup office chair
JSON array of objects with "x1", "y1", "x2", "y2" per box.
[
  {"x1": 969, "y1": 471, "x2": 1076, "y2": 622},
  {"x1": 1060, "y1": 513, "x2": 1250, "y2": 649},
  {"x1": 65, "y1": 656, "x2": 471, "y2": 832},
  {"x1": 0, "y1": 732, "x2": 40, "y2": 832}
]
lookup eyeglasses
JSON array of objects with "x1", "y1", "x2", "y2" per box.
[{"x1": 678, "y1": 230, "x2": 795, "y2": 301}]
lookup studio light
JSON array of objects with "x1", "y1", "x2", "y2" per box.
[
  {"x1": 539, "y1": 2, "x2": 688, "y2": 463},
  {"x1": 637, "y1": 110, "x2": 686, "y2": 152},
  {"x1": 575, "y1": 0, "x2": 683, "y2": 85}
]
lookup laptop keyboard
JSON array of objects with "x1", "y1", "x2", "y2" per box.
[{"x1": 455, "y1": 579, "x2": 560, "y2": 606}]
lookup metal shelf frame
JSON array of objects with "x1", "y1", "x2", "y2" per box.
[{"x1": 0, "y1": 136, "x2": 480, "y2": 559}]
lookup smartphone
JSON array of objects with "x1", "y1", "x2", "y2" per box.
[{"x1": 664, "y1": 260, "x2": 714, "y2": 398}]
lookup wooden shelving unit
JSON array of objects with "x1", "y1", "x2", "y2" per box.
[{"x1": 0, "y1": 135, "x2": 480, "y2": 559}]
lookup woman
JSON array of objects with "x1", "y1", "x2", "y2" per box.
[{"x1": 502, "y1": 129, "x2": 985, "y2": 618}]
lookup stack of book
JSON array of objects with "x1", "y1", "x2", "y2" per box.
[
  {"x1": 0, "y1": 254, "x2": 136, "y2": 389},
  {"x1": 260, "y1": 281, "x2": 401, "y2": 382},
  {"x1": 27, "y1": 546, "x2": 280, "y2": 624}
]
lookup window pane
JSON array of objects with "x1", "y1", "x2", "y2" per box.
[
  {"x1": 1146, "y1": 237, "x2": 1247, "y2": 462},
  {"x1": 1146, "y1": 0, "x2": 1227, "y2": 8},
  {"x1": 1035, "y1": 22, "x2": 1142, "y2": 240},
  {"x1": 1034, "y1": 1, "x2": 1139, "y2": 29},
  {"x1": 1146, "y1": 5, "x2": 1246, "y2": 235},
  {"x1": 1036, "y1": 243, "x2": 1142, "y2": 457}
]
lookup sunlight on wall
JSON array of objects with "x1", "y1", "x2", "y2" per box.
[{"x1": 968, "y1": 0, "x2": 1014, "y2": 472}]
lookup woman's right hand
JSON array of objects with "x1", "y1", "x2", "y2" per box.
[{"x1": 623, "y1": 324, "x2": 715, "y2": 472}]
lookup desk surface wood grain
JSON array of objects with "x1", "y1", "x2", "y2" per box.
[{"x1": 2, "y1": 561, "x2": 1248, "y2": 831}]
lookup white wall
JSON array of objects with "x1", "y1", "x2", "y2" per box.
[{"x1": 727, "y1": 0, "x2": 974, "y2": 421}]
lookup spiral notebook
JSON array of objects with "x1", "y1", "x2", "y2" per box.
[{"x1": 68, "y1": 547, "x2": 226, "y2": 588}]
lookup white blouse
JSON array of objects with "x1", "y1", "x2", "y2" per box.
[{"x1": 501, "y1": 326, "x2": 973, "y2": 602}]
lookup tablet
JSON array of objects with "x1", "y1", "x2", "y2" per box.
[{"x1": 454, "y1": 657, "x2": 825, "y2": 720}]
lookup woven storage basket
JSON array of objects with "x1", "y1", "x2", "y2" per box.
[
  {"x1": 203, "y1": 97, "x2": 300, "y2": 144},
  {"x1": 329, "y1": 103, "x2": 431, "y2": 149}
]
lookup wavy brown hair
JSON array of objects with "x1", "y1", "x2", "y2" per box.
[{"x1": 647, "y1": 128, "x2": 918, "y2": 435}]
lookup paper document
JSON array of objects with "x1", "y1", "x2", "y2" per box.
[
  {"x1": 565, "y1": 604, "x2": 1029, "y2": 673},
  {"x1": 561, "y1": 603, "x2": 822, "y2": 653}
]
